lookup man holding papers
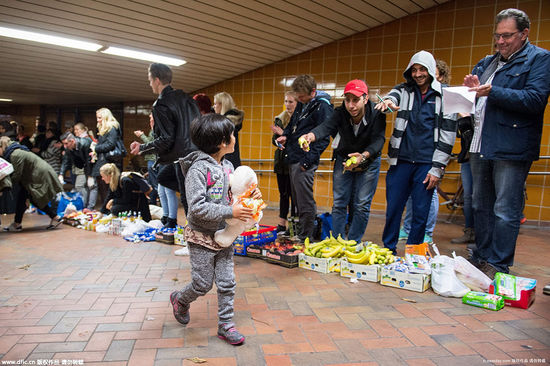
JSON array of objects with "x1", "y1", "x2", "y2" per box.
[{"x1": 464, "y1": 8, "x2": 550, "y2": 278}]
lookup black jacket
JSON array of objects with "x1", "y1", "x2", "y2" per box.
[
  {"x1": 60, "y1": 137, "x2": 93, "y2": 176},
  {"x1": 101, "y1": 175, "x2": 152, "y2": 222},
  {"x1": 311, "y1": 100, "x2": 386, "y2": 165},
  {"x1": 282, "y1": 91, "x2": 333, "y2": 169},
  {"x1": 92, "y1": 128, "x2": 121, "y2": 176},
  {"x1": 140, "y1": 85, "x2": 200, "y2": 165}
]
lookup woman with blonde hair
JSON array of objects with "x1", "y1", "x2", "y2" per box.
[
  {"x1": 91, "y1": 108, "x2": 125, "y2": 205},
  {"x1": 213, "y1": 92, "x2": 243, "y2": 168},
  {"x1": 99, "y1": 163, "x2": 151, "y2": 222},
  {"x1": 271, "y1": 91, "x2": 298, "y2": 233}
]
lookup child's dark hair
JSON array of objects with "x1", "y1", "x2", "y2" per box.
[{"x1": 191, "y1": 113, "x2": 235, "y2": 154}]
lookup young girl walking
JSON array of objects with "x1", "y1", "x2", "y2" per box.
[{"x1": 170, "y1": 113, "x2": 260, "y2": 345}]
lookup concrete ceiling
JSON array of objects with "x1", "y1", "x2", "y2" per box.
[{"x1": 0, "y1": 0, "x2": 448, "y2": 105}]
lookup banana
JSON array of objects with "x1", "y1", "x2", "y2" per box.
[
  {"x1": 368, "y1": 252, "x2": 376, "y2": 265},
  {"x1": 344, "y1": 248, "x2": 366, "y2": 259},
  {"x1": 322, "y1": 244, "x2": 343, "y2": 258},
  {"x1": 347, "y1": 250, "x2": 370, "y2": 264}
]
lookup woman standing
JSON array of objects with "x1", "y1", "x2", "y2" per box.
[
  {"x1": 0, "y1": 136, "x2": 63, "y2": 231},
  {"x1": 99, "y1": 163, "x2": 151, "y2": 222},
  {"x1": 213, "y1": 92, "x2": 244, "y2": 168},
  {"x1": 91, "y1": 108, "x2": 125, "y2": 205},
  {"x1": 271, "y1": 92, "x2": 298, "y2": 233}
]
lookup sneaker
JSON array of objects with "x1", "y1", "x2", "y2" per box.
[
  {"x1": 4, "y1": 223, "x2": 22, "y2": 232},
  {"x1": 174, "y1": 247, "x2": 189, "y2": 256},
  {"x1": 520, "y1": 217, "x2": 527, "y2": 225},
  {"x1": 46, "y1": 216, "x2": 64, "y2": 230},
  {"x1": 398, "y1": 228, "x2": 408, "y2": 241},
  {"x1": 423, "y1": 234, "x2": 433, "y2": 244},
  {"x1": 276, "y1": 225, "x2": 286, "y2": 233},
  {"x1": 169, "y1": 291, "x2": 190, "y2": 325},
  {"x1": 217, "y1": 326, "x2": 245, "y2": 345}
]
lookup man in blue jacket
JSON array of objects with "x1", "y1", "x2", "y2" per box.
[
  {"x1": 376, "y1": 51, "x2": 457, "y2": 254},
  {"x1": 276, "y1": 75, "x2": 332, "y2": 241},
  {"x1": 299, "y1": 80, "x2": 386, "y2": 242},
  {"x1": 464, "y1": 8, "x2": 550, "y2": 278}
]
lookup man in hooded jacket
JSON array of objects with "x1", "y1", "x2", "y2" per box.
[{"x1": 376, "y1": 50, "x2": 457, "y2": 254}]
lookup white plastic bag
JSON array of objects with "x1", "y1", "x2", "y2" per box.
[
  {"x1": 431, "y1": 245, "x2": 469, "y2": 297},
  {"x1": 452, "y1": 252, "x2": 492, "y2": 292}
]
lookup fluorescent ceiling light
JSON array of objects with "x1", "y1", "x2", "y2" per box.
[
  {"x1": 0, "y1": 26, "x2": 102, "y2": 51},
  {"x1": 102, "y1": 46, "x2": 186, "y2": 66},
  {"x1": 0, "y1": 98, "x2": 13, "y2": 102}
]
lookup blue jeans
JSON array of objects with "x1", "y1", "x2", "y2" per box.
[
  {"x1": 461, "y1": 161, "x2": 474, "y2": 228},
  {"x1": 332, "y1": 155, "x2": 381, "y2": 242},
  {"x1": 470, "y1": 154, "x2": 531, "y2": 273},
  {"x1": 158, "y1": 183, "x2": 178, "y2": 219},
  {"x1": 382, "y1": 161, "x2": 434, "y2": 251},
  {"x1": 402, "y1": 189, "x2": 438, "y2": 236}
]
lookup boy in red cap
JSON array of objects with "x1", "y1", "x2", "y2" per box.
[{"x1": 299, "y1": 79, "x2": 386, "y2": 242}]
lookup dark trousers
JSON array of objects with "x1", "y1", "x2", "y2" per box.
[
  {"x1": 382, "y1": 161, "x2": 433, "y2": 250},
  {"x1": 276, "y1": 173, "x2": 295, "y2": 220},
  {"x1": 15, "y1": 185, "x2": 56, "y2": 224}
]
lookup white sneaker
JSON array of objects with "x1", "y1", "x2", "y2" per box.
[
  {"x1": 174, "y1": 247, "x2": 189, "y2": 256},
  {"x1": 4, "y1": 223, "x2": 23, "y2": 232}
]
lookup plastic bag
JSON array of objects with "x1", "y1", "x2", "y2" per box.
[
  {"x1": 431, "y1": 245, "x2": 469, "y2": 297},
  {"x1": 452, "y1": 252, "x2": 492, "y2": 292},
  {"x1": 57, "y1": 192, "x2": 84, "y2": 217}
]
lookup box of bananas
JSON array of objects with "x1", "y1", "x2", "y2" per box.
[
  {"x1": 299, "y1": 233, "x2": 363, "y2": 274},
  {"x1": 340, "y1": 242, "x2": 397, "y2": 282}
]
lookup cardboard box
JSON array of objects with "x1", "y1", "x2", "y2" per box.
[
  {"x1": 265, "y1": 250, "x2": 299, "y2": 268},
  {"x1": 155, "y1": 231, "x2": 174, "y2": 244},
  {"x1": 298, "y1": 253, "x2": 341, "y2": 274},
  {"x1": 489, "y1": 277, "x2": 536, "y2": 309},
  {"x1": 380, "y1": 267, "x2": 431, "y2": 292},
  {"x1": 340, "y1": 260, "x2": 381, "y2": 282}
]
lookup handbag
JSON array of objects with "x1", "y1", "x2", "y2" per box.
[{"x1": 106, "y1": 132, "x2": 127, "y2": 163}]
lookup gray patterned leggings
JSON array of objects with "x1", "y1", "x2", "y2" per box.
[{"x1": 177, "y1": 243, "x2": 236, "y2": 329}]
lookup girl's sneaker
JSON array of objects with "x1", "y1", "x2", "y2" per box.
[
  {"x1": 169, "y1": 291, "x2": 190, "y2": 325},
  {"x1": 217, "y1": 326, "x2": 245, "y2": 345}
]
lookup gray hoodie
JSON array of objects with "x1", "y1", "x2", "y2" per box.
[
  {"x1": 383, "y1": 50, "x2": 456, "y2": 178},
  {"x1": 180, "y1": 151, "x2": 234, "y2": 236}
]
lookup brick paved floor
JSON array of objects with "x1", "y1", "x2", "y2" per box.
[{"x1": 0, "y1": 209, "x2": 549, "y2": 366}]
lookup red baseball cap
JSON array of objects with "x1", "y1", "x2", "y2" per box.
[{"x1": 343, "y1": 79, "x2": 368, "y2": 97}]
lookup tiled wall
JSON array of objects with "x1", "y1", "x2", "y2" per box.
[{"x1": 196, "y1": 0, "x2": 550, "y2": 225}]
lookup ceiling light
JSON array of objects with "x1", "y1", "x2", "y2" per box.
[
  {"x1": 101, "y1": 46, "x2": 186, "y2": 66},
  {"x1": 0, "y1": 26, "x2": 102, "y2": 52},
  {"x1": 0, "y1": 98, "x2": 13, "y2": 102}
]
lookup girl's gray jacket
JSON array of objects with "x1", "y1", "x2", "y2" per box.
[{"x1": 179, "y1": 151, "x2": 234, "y2": 237}]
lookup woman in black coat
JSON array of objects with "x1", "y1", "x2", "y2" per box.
[{"x1": 99, "y1": 163, "x2": 151, "y2": 222}]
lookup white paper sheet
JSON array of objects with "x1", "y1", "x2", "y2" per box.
[{"x1": 442, "y1": 86, "x2": 476, "y2": 114}]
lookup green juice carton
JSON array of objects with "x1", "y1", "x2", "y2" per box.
[{"x1": 462, "y1": 291, "x2": 504, "y2": 311}]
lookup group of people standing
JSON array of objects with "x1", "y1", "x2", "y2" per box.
[
  {"x1": 272, "y1": 9, "x2": 550, "y2": 283},
  {"x1": 0, "y1": 6, "x2": 548, "y2": 345}
]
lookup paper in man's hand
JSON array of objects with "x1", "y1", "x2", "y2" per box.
[{"x1": 442, "y1": 86, "x2": 476, "y2": 114}]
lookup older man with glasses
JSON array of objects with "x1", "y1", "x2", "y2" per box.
[{"x1": 463, "y1": 8, "x2": 550, "y2": 279}]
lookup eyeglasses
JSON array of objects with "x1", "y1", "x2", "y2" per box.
[{"x1": 493, "y1": 31, "x2": 519, "y2": 41}]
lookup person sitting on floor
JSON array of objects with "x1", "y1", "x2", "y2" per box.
[{"x1": 99, "y1": 163, "x2": 152, "y2": 222}]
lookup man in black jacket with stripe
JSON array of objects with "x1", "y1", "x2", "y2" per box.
[{"x1": 300, "y1": 79, "x2": 386, "y2": 242}]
